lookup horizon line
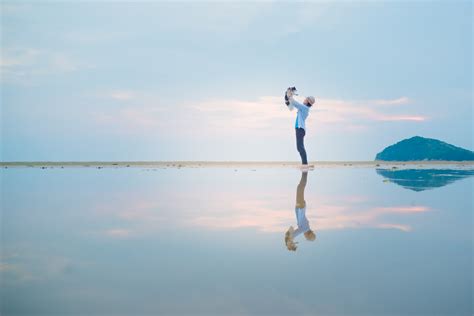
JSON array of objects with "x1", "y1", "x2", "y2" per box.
[{"x1": 2, "y1": 160, "x2": 473, "y2": 166}]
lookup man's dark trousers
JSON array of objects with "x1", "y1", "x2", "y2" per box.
[{"x1": 296, "y1": 128, "x2": 308, "y2": 165}]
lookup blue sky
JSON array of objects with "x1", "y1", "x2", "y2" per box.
[{"x1": 1, "y1": 1, "x2": 472, "y2": 161}]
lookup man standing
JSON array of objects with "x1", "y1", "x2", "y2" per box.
[{"x1": 286, "y1": 88, "x2": 315, "y2": 166}]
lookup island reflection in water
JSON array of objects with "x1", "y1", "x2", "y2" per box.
[
  {"x1": 1, "y1": 167, "x2": 472, "y2": 315},
  {"x1": 376, "y1": 168, "x2": 474, "y2": 191}
]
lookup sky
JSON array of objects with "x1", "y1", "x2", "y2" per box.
[{"x1": 1, "y1": 1, "x2": 472, "y2": 161}]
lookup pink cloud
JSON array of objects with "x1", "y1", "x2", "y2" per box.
[
  {"x1": 93, "y1": 188, "x2": 431, "y2": 235},
  {"x1": 108, "y1": 90, "x2": 136, "y2": 101},
  {"x1": 309, "y1": 203, "x2": 429, "y2": 232},
  {"x1": 190, "y1": 95, "x2": 427, "y2": 135},
  {"x1": 377, "y1": 223, "x2": 412, "y2": 232},
  {"x1": 91, "y1": 93, "x2": 426, "y2": 136},
  {"x1": 314, "y1": 97, "x2": 427, "y2": 125},
  {"x1": 376, "y1": 115, "x2": 426, "y2": 122},
  {"x1": 373, "y1": 206, "x2": 430, "y2": 213},
  {"x1": 373, "y1": 97, "x2": 411, "y2": 106},
  {"x1": 104, "y1": 228, "x2": 132, "y2": 238}
]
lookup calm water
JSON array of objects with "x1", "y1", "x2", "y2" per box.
[{"x1": 1, "y1": 167, "x2": 473, "y2": 315}]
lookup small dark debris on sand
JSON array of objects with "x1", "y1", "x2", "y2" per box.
[
  {"x1": 376, "y1": 164, "x2": 380, "y2": 167},
  {"x1": 112, "y1": 163, "x2": 118, "y2": 166},
  {"x1": 126, "y1": 165, "x2": 130, "y2": 167}
]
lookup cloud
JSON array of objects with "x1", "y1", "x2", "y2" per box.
[
  {"x1": 90, "y1": 92, "x2": 426, "y2": 137},
  {"x1": 104, "y1": 90, "x2": 137, "y2": 101},
  {"x1": 188, "y1": 199, "x2": 291, "y2": 233},
  {"x1": 305, "y1": 203, "x2": 430, "y2": 233},
  {"x1": 374, "y1": 97, "x2": 411, "y2": 106},
  {"x1": 376, "y1": 115, "x2": 426, "y2": 122},
  {"x1": 190, "y1": 95, "x2": 427, "y2": 135},
  {"x1": 173, "y1": 189, "x2": 431, "y2": 234},
  {"x1": 91, "y1": 93, "x2": 290, "y2": 136},
  {"x1": 191, "y1": 96, "x2": 293, "y2": 132},
  {"x1": 281, "y1": 2, "x2": 337, "y2": 35},
  {"x1": 50, "y1": 54, "x2": 81, "y2": 72},
  {"x1": 376, "y1": 223, "x2": 412, "y2": 232},
  {"x1": 117, "y1": 201, "x2": 166, "y2": 223},
  {"x1": 0, "y1": 253, "x2": 78, "y2": 282},
  {"x1": 373, "y1": 206, "x2": 429, "y2": 213},
  {"x1": 93, "y1": 187, "x2": 431, "y2": 235},
  {"x1": 0, "y1": 48, "x2": 41, "y2": 67},
  {"x1": 0, "y1": 3, "x2": 32, "y2": 14},
  {"x1": 104, "y1": 228, "x2": 132, "y2": 238},
  {"x1": 0, "y1": 262, "x2": 15, "y2": 271},
  {"x1": 62, "y1": 30, "x2": 132, "y2": 44},
  {"x1": 0, "y1": 48, "x2": 93, "y2": 84},
  {"x1": 313, "y1": 96, "x2": 425, "y2": 124},
  {"x1": 176, "y1": 200, "x2": 429, "y2": 233},
  {"x1": 92, "y1": 106, "x2": 167, "y2": 135}
]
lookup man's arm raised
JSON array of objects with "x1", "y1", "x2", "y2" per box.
[{"x1": 289, "y1": 96, "x2": 306, "y2": 111}]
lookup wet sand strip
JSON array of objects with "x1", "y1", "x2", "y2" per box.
[{"x1": 1, "y1": 161, "x2": 473, "y2": 170}]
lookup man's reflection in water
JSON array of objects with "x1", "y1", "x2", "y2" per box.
[{"x1": 285, "y1": 171, "x2": 316, "y2": 251}]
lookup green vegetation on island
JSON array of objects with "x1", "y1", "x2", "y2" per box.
[{"x1": 375, "y1": 136, "x2": 474, "y2": 161}]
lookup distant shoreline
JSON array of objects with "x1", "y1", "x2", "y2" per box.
[{"x1": 1, "y1": 161, "x2": 473, "y2": 169}]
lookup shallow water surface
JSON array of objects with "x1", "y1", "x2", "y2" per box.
[{"x1": 1, "y1": 167, "x2": 473, "y2": 315}]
